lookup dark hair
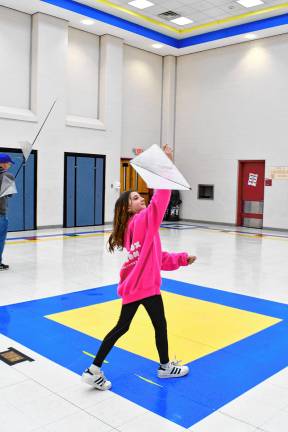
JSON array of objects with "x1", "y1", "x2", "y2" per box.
[{"x1": 108, "y1": 190, "x2": 133, "y2": 253}]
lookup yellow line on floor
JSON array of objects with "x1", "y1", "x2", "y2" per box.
[
  {"x1": 77, "y1": 233, "x2": 110, "y2": 239},
  {"x1": 258, "y1": 235, "x2": 288, "y2": 242},
  {"x1": 222, "y1": 231, "x2": 288, "y2": 241},
  {"x1": 222, "y1": 231, "x2": 261, "y2": 239},
  {"x1": 82, "y1": 350, "x2": 108, "y2": 363},
  {"x1": 134, "y1": 374, "x2": 163, "y2": 387},
  {"x1": 184, "y1": 227, "x2": 288, "y2": 241}
]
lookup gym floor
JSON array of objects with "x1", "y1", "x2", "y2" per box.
[{"x1": 1, "y1": 222, "x2": 288, "y2": 432}]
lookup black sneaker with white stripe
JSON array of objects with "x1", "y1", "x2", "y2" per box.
[
  {"x1": 157, "y1": 360, "x2": 189, "y2": 378},
  {"x1": 82, "y1": 367, "x2": 112, "y2": 390}
]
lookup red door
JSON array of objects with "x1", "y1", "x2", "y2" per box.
[{"x1": 237, "y1": 161, "x2": 265, "y2": 228}]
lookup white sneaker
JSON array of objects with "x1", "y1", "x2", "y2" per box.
[
  {"x1": 82, "y1": 367, "x2": 112, "y2": 390},
  {"x1": 157, "y1": 360, "x2": 189, "y2": 379}
]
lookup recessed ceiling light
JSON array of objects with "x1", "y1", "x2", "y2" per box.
[
  {"x1": 128, "y1": 0, "x2": 154, "y2": 9},
  {"x1": 152, "y1": 43, "x2": 163, "y2": 49},
  {"x1": 237, "y1": 0, "x2": 264, "y2": 8},
  {"x1": 170, "y1": 17, "x2": 193, "y2": 26},
  {"x1": 80, "y1": 19, "x2": 95, "y2": 25},
  {"x1": 244, "y1": 33, "x2": 258, "y2": 39}
]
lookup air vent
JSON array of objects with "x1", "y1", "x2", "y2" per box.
[{"x1": 158, "y1": 11, "x2": 181, "y2": 21}]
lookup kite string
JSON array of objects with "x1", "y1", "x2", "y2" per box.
[{"x1": 15, "y1": 100, "x2": 57, "y2": 179}]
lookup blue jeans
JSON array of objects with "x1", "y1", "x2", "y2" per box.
[{"x1": 0, "y1": 215, "x2": 8, "y2": 264}]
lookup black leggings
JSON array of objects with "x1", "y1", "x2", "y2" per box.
[{"x1": 93, "y1": 294, "x2": 169, "y2": 366}]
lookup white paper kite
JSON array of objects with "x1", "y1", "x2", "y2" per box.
[
  {"x1": 130, "y1": 144, "x2": 191, "y2": 190},
  {"x1": 0, "y1": 173, "x2": 17, "y2": 198},
  {"x1": 19, "y1": 140, "x2": 33, "y2": 161}
]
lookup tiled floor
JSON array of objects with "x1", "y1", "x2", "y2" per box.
[{"x1": 1, "y1": 222, "x2": 288, "y2": 431}]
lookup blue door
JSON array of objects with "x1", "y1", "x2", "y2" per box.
[
  {"x1": 0, "y1": 149, "x2": 36, "y2": 231},
  {"x1": 65, "y1": 153, "x2": 105, "y2": 227}
]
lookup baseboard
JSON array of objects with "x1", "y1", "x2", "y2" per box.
[
  {"x1": 37, "y1": 225, "x2": 63, "y2": 230},
  {"x1": 180, "y1": 219, "x2": 236, "y2": 227}
]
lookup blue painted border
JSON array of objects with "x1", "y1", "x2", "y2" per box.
[
  {"x1": 7, "y1": 228, "x2": 109, "y2": 241},
  {"x1": 1, "y1": 279, "x2": 288, "y2": 428},
  {"x1": 179, "y1": 13, "x2": 288, "y2": 47},
  {"x1": 41, "y1": 0, "x2": 178, "y2": 47},
  {"x1": 41, "y1": 0, "x2": 288, "y2": 48}
]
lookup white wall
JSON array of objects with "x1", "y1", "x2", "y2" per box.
[
  {"x1": 175, "y1": 34, "x2": 288, "y2": 229},
  {"x1": 67, "y1": 27, "x2": 99, "y2": 118},
  {"x1": 2, "y1": 4, "x2": 288, "y2": 230},
  {"x1": 0, "y1": 6, "x2": 31, "y2": 109},
  {"x1": 0, "y1": 7, "x2": 166, "y2": 228},
  {"x1": 121, "y1": 45, "x2": 163, "y2": 158},
  {"x1": 0, "y1": 8, "x2": 124, "y2": 226}
]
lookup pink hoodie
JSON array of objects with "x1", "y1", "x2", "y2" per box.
[{"x1": 118, "y1": 189, "x2": 188, "y2": 304}]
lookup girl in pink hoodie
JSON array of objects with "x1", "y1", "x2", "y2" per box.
[{"x1": 82, "y1": 145, "x2": 196, "y2": 390}]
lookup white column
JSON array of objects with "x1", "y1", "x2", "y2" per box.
[
  {"x1": 99, "y1": 34, "x2": 124, "y2": 219},
  {"x1": 161, "y1": 55, "x2": 176, "y2": 150},
  {"x1": 31, "y1": 13, "x2": 68, "y2": 227},
  {"x1": 99, "y1": 35, "x2": 123, "y2": 132}
]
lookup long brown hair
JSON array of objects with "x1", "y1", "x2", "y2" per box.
[{"x1": 108, "y1": 190, "x2": 133, "y2": 253}]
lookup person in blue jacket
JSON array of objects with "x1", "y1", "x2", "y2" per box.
[{"x1": 0, "y1": 154, "x2": 15, "y2": 270}]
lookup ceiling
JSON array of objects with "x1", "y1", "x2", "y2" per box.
[
  {"x1": 1, "y1": 0, "x2": 288, "y2": 55},
  {"x1": 82, "y1": 0, "x2": 288, "y2": 35}
]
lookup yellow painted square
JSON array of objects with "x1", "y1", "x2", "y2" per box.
[{"x1": 46, "y1": 291, "x2": 281, "y2": 364}]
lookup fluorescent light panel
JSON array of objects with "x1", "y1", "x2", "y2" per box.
[
  {"x1": 244, "y1": 33, "x2": 258, "y2": 39},
  {"x1": 152, "y1": 43, "x2": 163, "y2": 48},
  {"x1": 170, "y1": 17, "x2": 193, "y2": 26},
  {"x1": 237, "y1": 0, "x2": 264, "y2": 8},
  {"x1": 80, "y1": 19, "x2": 95, "y2": 25},
  {"x1": 128, "y1": 0, "x2": 154, "y2": 9}
]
